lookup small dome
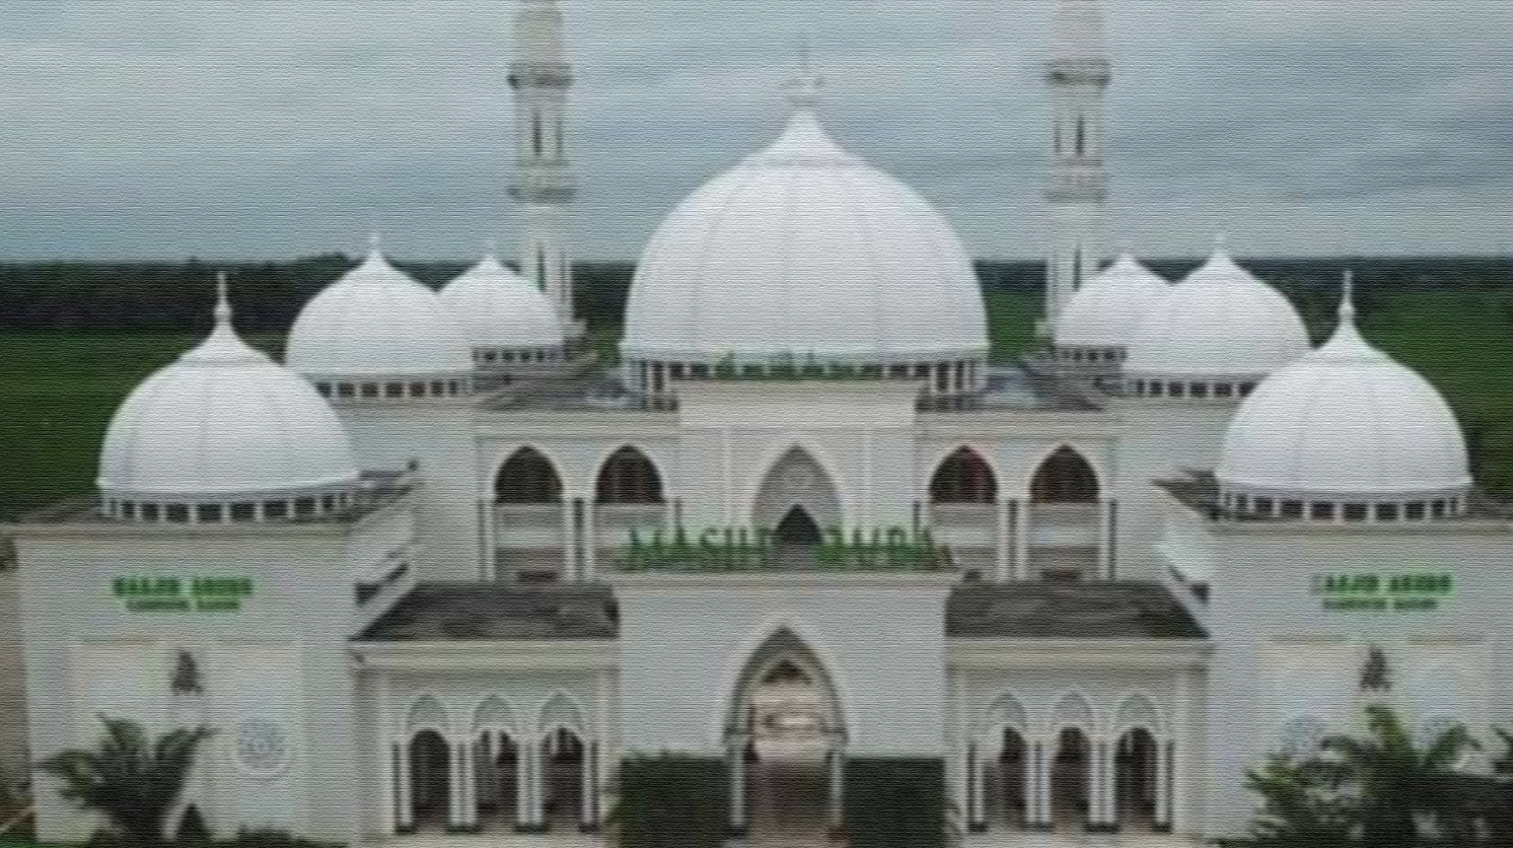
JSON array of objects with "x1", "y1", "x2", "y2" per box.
[
  {"x1": 621, "y1": 87, "x2": 987, "y2": 365},
  {"x1": 1217, "y1": 284, "x2": 1470, "y2": 499},
  {"x1": 1124, "y1": 247, "x2": 1309, "y2": 379},
  {"x1": 99, "y1": 285, "x2": 359, "y2": 500},
  {"x1": 286, "y1": 246, "x2": 472, "y2": 378},
  {"x1": 439, "y1": 254, "x2": 565, "y2": 350},
  {"x1": 1054, "y1": 253, "x2": 1171, "y2": 349}
]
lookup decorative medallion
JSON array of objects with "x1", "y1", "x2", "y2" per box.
[{"x1": 235, "y1": 718, "x2": 292, "y2": 777}]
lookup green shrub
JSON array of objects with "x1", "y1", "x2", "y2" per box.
[
  {"x1": 844, "y1": 758, "x2": 946, "y2": 848},
  {"x1": 612, "y1": 754, "x2": 727, "y2": 848},
  {"x1": 174, "y1": 805, "x2": 212, "y2": 848}
]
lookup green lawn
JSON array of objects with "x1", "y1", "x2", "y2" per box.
[{"x1": 0, "y1": 287, "x2": 1508, "y2": 521}]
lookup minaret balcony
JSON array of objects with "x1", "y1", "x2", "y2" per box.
[
  {"x1": 507, "y1": 61, "x2": 573, "y2": 90},
  {"x1": 509, "y1": 165, "x2": 578, "y2": 204},
  {"x1": 1046, "y1": 58, "x2": 1111, "y2": 86}
]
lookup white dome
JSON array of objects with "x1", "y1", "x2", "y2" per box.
[
  {"x1": 1054, "y1": 253, "x2": 1171, "y2": 348},
  {"x1": 621, "y1": 100, "x2": 988, "y2": 364},
  {"x1": 99, "y1": 292, "x2": 359, "y2": 499},
  {"x1": 439, "y1": 254, "x2": 565, "y2": 350},
  {"x1": 1217, "y1": 295, "x2": 1470, "y2": 498},
  {"x1": 1124, "y1": 248, "x2": 1310, "y2": 378},
  {"x1": 286, "y1": 248, "x2": 472, "y2": 378}
]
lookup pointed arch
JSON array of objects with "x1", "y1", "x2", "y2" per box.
[
  {"x1": 1030, "y1": 446, "x2": 1100, "y2": 504},
  {"x1": 594, "y1": 445, "x2": 665, "y2": 504},
  {"x1": 1049, "y1": 692, "x2": 1097, "y2": 735},
  {"x1": 751, "y1": 446, "x2": 842, "y2": 532},
  {"x1": 775, "y1": 506, "x2": 823, "y2": 546},
  {"x1": 538, "y1": 691, "x2": 588, "y2": 738},
  {"x1": 930, "y1": 447, "x2": 998, "y2": 504},
  {"x1": 975, "y1": 692, "x2": 1029, "y2": 750},
  {"x1": 1114, "y1": 694, "x2": 1164, "y2": 738},
  {"x1": 472, "y1": 696, "x2": 519, "y2": 739},
  {"x1": 405, "y1": 694, "x2": 451, "y2": 738},
  {"x1": 726, "y1": 627, "x2": 845, "y2": 736},
  {"x1": 495, "y1": 446, "x2": 563, "y2": 504}
]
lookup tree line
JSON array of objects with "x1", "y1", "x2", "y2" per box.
[{"x1": 1, "y1": 256, "x2": 1507, "y2": 334}]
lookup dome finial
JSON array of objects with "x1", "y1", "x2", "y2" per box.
[
  {"x1": 368, "y1": 231, "x2": 383, "y2": 255},
  {"x1": 484, "y1": 237, "x2": 497, "y2": 258},
  {"x1": 785, "y1": 40, "x2": 824, "y2": 112},
  {"x1": 1213, "y1": 233, "x2": 1228, "y2": 254},
  {"x1": 214, "y1": 271, "x2": 232, "y2": 327},
  {"x1": 1340, "y1": 269, "x2": 1357, "y2": 323}
]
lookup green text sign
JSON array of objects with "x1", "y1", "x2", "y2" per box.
[
  {"x1": 1310, "y1": 571, "x2": 1452, "y2": 612},
  {"x1": 111, "y1": 575, "x2": 255, "y2": 613}
]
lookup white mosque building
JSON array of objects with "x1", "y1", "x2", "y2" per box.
[{"x1": 8, "y1": 0, "x2": 1513, "y2": 845}]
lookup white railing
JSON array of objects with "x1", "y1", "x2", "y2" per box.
[
  {"x1": 1029, "y1": 503, "x2": 1100, "y2": 548},
  {"x1": 495, "y1": 503, "x2": 566, "y2": 548}
]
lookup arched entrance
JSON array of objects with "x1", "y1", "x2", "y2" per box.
[
  {"x1": 726, "y1": 629, "x2": 846, "y2": 843},
  {"x1": 1030, "y1": 447, "x2": 1099, "y2": 504},
  {"x1": 496, "y1": 447, "x2": 563, "y2": 503},
  {"x1": 980, "y1": 728, "x2": 1029, "y2": 831},
  {"x1": 775, "y1": 506, "x2": 823, "y2": 547},
  {"x1": 474, "y1": 731, "x2": 520, "y2": 829},
  {"x1": 408, "y1": 730, "x2": 451, "y2": 830},
  {"x1": 1028, "y1": 446, "x2": 1102, "y2": 582},
  {"x1": 1115, "y1": 728, "x2": 1160, "y2": 831},
  {"x1": 594, "y1": 446, "x2": 664, "y2": 504},
  {"x1": 1050, "y1": 728, "x2": 1091, "y2": 831},
  {"x1": 541, "y1": 727, "x2": 586, "y2": 828},
  {"x1": 930, "y1": 447, "x2": 997, "y2": 503},
  {"x1": 752, "y1": 447, "x2": 841, "y2": 537}
]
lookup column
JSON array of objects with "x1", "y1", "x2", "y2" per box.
[
  {"x1": 965, "y1": 743, "x2": 981, "y2": 831},
  {"x1": 1098, "y1": 499, "x2": 1117, "y2": 580},
  {"x1": 1155, "y1": 740, "x2": 1174, "y2": 832},
  {"x1": 535, "y1": 738, "x2": 550, "y2": 830},
  {"x1": 994, "y1": 499, "x2": 1011, "y2": 581},
  {"x1": 480, "y1": 496, "x2": 498, "y2": 580},
  {"x1": 1100, "y1": 739, "x2": 1119, "y2": 831},
  {"x1": 561, "y1": 498, "x2": 578, "y2": 581},
  {"x1": 395, "y1": 740, "x2": 414, "y2": 832},
  {"x1": 582, "y1": 501, "x2": 597, "y2": 582},
  {"x1": 579, "y1": 740, "x2": 598, "y2": 830},
  {"x1": 464, "y1": 738, "x2": 480, "y2": 830},
  {"x1": 1013, "y1": 499, "x2": 1031, "y2": 580},
  {"x1": 728, "y1": 735, "x2": 748, "y2": 835},
  {"x1": 515, "y1": 739, "x2": 535, "y2": 832},
  {"x1": 1086, "y1": 739, "x2": 1102, "y2": 830},
  {"x1": 1035, "y1": 740, "x2": 1053, "y2": 829},
  {"x1": 446, "y1": 738, "x2": 464, "y2": 830},
  {"x1": 827, "y1": 742, "x2": 846, "y2": 835}
]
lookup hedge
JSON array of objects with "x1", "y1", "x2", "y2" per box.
[
  {"x1": 844, "y1": 758, "x2": 947, "y2": 848},
  {"x1": 612, "y1": 755, "x2": 727, "y2": 848}
]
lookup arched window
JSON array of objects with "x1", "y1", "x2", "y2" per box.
[
  {"x1": 1030, "y1": 447, "x2": 1100, "y2": 503},
  {"x1": 930, "y1": 448, "x2": 998, "y2": 504},
  {"x1": 495, "y1": 447, "x2": 563, "y2": 504},
  {"x1": 595, "y1": 447, "x2": 664, "y2": 504}
]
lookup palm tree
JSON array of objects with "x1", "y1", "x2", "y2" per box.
[
  {"x1": 1321, "y1": 703, "x2": 1478, "y2": 848},
  {"x1": 35, "y1": 716, "x2": 214, "y2": 848},
  {"x1": 1219, "y1": 755, "x2": 1355, "y2": 848}
]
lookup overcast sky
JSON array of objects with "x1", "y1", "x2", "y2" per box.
[{"x1": 1, "y1": 0, "x2": 1511, "y2": 262}]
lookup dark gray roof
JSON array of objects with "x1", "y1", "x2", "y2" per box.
[
  {"x1": 357, "y1": 583, "x2": 618, "y2": 641},
  {"x1": 946, "y1": 581, "x2": 1207, "y2": 639}
]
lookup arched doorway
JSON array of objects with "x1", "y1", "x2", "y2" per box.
[
  {"x1": 473, "y1": 731, "x2": 520, "y2": 829},
  {"x1": 775, "y1": 506, "x2": 823, "y2": 547},
  {"x1": 1030, "y1": 447, "x2": 1099, "y2": 504},
  {"x1": 752, "y1": 447, "x2": 841, "y2": 536},
  {"x1": 496, "y1": 447, "x2": 563, "y2": 503},
  {"x1": 1115, "y1": 728, "x2": 1159, "y2": 831},
  {"x1": 595, "y1": 446, "x2": 664, "y2": 504},
  {"x1": 408, "y1": 730, "x2": 451, "y2": 830},
  {"x1": 930, "y1": 448, "x2": 997, "y2": 503},
  {"x1": 541, "y1": 727, "x2": 586, "y2": 828},
  {"x1": 1050, "y1": 728, "x2": 1091, "y2": 831},
  {"x1": 727, "y1": 629, "x2": 846, "y2": 843},
  {"x1": 980, "y1": 728, "x2": 1029, "y2": 831},
  {"x1": 1028, "y1": 447, "x2": 1101, "y2": 582}
]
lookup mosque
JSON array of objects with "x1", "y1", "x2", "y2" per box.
[{"x1": 7, "y1": 0, "x2": 1513, "y2": 845}]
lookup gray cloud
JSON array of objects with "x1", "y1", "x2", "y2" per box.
[{"x1": 0, "y1": 0, "x2": 1511, "y2": 262}]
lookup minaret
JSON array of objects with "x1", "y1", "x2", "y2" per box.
[
  {"x1": 508, "y1": 0, "x2": 580, "y2": 336},
  {"x1": 1044, "y1": 0, "x2": 1111, "y2": 332}
]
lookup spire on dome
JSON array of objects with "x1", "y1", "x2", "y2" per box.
[
  {"x1": 368, "y1": 232, "x2": 383, "y2": 255},
  {"x1": 1340, "y1": 269, "x2": 1357, "y2": 323},
  {"x1": 214, "y1": 271, "x2": 232, "y2": 327},
  {"x1": 785, "y1": 44, "x2": 825, "y2": 112}
]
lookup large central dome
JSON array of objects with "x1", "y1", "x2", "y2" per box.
[{"x1": 621, "y1": 88, "x2": 988, "y2": 367}]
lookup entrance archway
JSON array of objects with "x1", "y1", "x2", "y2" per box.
[
  {"x1": 752, "y1": 447, "x2": 841, "y2": 535},
  {"x1": 1115, "y1": 728, "x2": 1160, "y2": 831},
  {"x1": 775, "y1": 506, "x2": 824, "y2": 547},
  {"x1": 541, "y1": 727, "x2": 586, "y2": 828},
  {"x1": 408, "y1": 730, "x2": 451, "y2": 829},
  {"x1": 1050, "y1": 728, "x2": 1091, "y2": 831},
  {"x1": 1030, "y1": 447, "x2": 1099, "y2": 504},
  {"x1": 982, "y1": 728, "x2": 1029, "y2": 830},
  {"x1": 726, "y1": 629, "x2": 846, "y2": 843}
]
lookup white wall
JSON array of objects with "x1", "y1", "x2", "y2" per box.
[{"x1": 615, "y1": 575, "x2": 952, "y2": 757}]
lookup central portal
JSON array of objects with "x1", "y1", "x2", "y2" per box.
[
  {"x1": 727, "y1": 629, "x2": 846, "y2": 845},
  {"x1": 775, "y1": 506, "x2": 824, "y2": 547}
]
